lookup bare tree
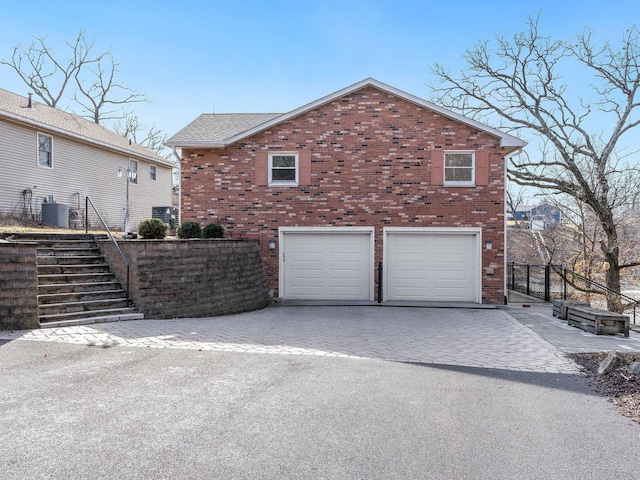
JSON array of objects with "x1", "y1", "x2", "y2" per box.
[
  {"x1": 0, "y1": 30, "x2": 94, "y2": 108},
  {"x1": 430, "y1": 14, "x2": 640, "y2": 311},
  {"x1": 2, "y1": 30, "x2": 146, "y2": 125},
  {"x1": 114, "y1": 113, "x2": 168, "y2": 155},
  {"x1": 74, "y1": 52, "x2": 147, "y2": 124}
]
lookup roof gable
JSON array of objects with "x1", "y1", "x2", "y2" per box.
[
  {"x1": 166, "y1": 78, "x2": 526, "y2": 150},
  {"x1": 0, "y1": 88, "x2": 172, "y2": 167}
]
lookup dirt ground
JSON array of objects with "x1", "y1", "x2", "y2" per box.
[{"x1": 568, "y1": 352, "x2": 640, "y2": 423}]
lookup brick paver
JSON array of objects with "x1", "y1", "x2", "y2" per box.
[{"x1": 0, "y1": 306, "x2": 579, "y2": 374}]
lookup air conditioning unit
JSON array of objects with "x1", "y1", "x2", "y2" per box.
[
  {"x1": 42, "y1": 202, "x2": 69, "y2": 228},
  {"x1": 152, "y1": 206, "x2": 177, "y2": 229}
]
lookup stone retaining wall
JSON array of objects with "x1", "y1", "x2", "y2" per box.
[
  {"x1": 98, "y1": 238, "x2": 271, "y2": 319},
  {"x1": 0, "y1": 240, "x2": 39, "y2": 330}
]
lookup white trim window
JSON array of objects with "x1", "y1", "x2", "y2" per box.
[
  {"x1": 444, "y1": 151, "x2": 475, "y2": 186},
  {"x1": 37, "y1": 133, "x2": 52, "y2": 168},
  {"x1": 129, "y1": 159, "x2": 138, "y2": 184},
  {"x1": 150, "y1": 164, "x2": 157, "y2": 182},
  {"x1": 269, "y1": 152, "x2": 298, "y2": 186}
]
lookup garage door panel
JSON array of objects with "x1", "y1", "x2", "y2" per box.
[
  {"x1": 386, "y1": 231, "x2": 479, "y2": 302},
  {"x1": 283, "y1": 231, "x2": 372, "y2": 300},
  {"x1": 290, "y1": 269, "x2": 323, "y2": 279},
  {"x1": 393, "y1": 269, "x2": 428, "y2": 280}
]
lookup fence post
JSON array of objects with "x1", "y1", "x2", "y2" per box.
[
  {"x1": 544, "y1": 264, "x2": 551, "y2": 302},
  {"x1": 509, "y1": 262, "x2": 514, "y2": 290},
  {"x1": 563, "y1": 268, "x2": 567, "y2": 300},
  {"x1": 526, "y1": 264, "x2": 530, "y2": 296}
]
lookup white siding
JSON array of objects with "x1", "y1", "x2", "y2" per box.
[{"x1": 0, "y1": 119, "x2": 172, "y2": 230}]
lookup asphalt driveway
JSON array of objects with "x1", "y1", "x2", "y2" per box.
[{"x1": 1, "y1": 305, "x2": 639, "y2": 479}]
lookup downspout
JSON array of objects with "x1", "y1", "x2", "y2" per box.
[{"x1": 172, "y1": 147, "x2": 182, "y2": 227}]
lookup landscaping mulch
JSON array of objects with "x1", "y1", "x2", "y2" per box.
[{"x1": 567, "y1": 352, "x2": 640, "y2": 423}]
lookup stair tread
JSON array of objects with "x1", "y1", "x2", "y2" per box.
[
  {"x1": 39, "y1": 297, "x2": 129, "y2": 307},
  {"x1": 39, "y1": 281, "x2": 120, "y2": 288},
  {"x1": 40, "y1": 308, "x2": 141, "y2": 322},
  {"x1": 38, "y1": 289, "x2": 126, "y2": 298},
  {"x1": 40, "y1": 313, "x2": 145, "y2": 327},
  {"x1": 39, "y1": 272, "x2": 115, "y2": 277},
  {"x1": 37, "y1": 253, "x2": 103, "y2": 257}
]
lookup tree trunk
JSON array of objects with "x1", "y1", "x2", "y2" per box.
[{"x1": 603, "y1": 239, "x2": 623, "y2": 313}]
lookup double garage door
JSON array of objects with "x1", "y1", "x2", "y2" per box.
[{"x1": 280, "y1": 227, "x2": 481, "y2": 302}]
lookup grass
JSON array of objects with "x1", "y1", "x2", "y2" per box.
[{"x1": 0, "y1": 215, "x2": 124, "y2": 238}]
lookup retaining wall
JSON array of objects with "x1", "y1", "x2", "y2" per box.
[
  {"x1": 0, "y1": 240, "x2": 39, "y2": 330},
  {"x1": 98, "y1": 238, "x2": 271, "y2": 319}
]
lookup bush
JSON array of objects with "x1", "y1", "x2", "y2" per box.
[
  {"x1": 177, "y1": 221, "x2": 202, "y2": 239},
  {"x1": 137, "y1": 218, "x2": 168, "y2": 239},
  {"x1": 202, "y1": 223, "x2": 224, "y2": 239}
]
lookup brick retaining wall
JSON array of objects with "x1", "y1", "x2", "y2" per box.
[
  {"x1": 98, "y1": 239, "x2": 271, "y2": 319},
  {"x1": 0, "y1": 240, "x2": 39, "y2": 330}
]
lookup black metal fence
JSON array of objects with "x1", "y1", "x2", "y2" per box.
[{"x1": 508, "y1": 262, "x2": 639, "y2": 322}]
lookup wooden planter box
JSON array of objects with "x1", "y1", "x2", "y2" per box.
[
  {"x1": 567, "y1": 306, "x2": 629, "y2": 337},
  {"x1": 552, "y1": 299, "x2": 591, "y2": 320}
]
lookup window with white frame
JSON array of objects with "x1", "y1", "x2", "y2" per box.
[
  {"x1": 444, "y1": 152, "x2": 475, "y2": 186},
  {"x1": 129, "y1": 159, "x2": 138, "y2": 184},
  {"x1": 150, "y1": 164, "x2": 157, "y2": 181},
  {"x1": 268, "y1": 152, "x2": 298, "y2": 186},
  {"x1": 38, "y1": 133, "x2": 52, "y2": 168}
]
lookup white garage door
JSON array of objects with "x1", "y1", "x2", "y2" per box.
[
  {"x1": 281, "y1": 229, "x2": 373, "y2": 300},
  {"x1": 385, "y1": 229, "x2": 480, "y2": 302}
]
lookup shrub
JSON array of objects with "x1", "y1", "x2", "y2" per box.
[
  {"x1": 177, "y1": 221, "x2": 202, "y2": 239},
  {"x1": 202, "y1": 223, "x2": 224, "y2": 239},
  {"x1": 137, "y1": 218, "x2": 168, "y2": 239}
]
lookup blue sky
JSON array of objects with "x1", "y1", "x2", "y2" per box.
[{"x1": 1, "y1": 0, "x2": 640, "y2": 140}]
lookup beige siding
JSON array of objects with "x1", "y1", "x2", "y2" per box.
[{"x1": 0, "y1": 119, "x2": 172, "y2": 230}]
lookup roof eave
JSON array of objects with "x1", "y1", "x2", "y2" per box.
[{"x1": 165, "y1": 140, "x2": 227, "y2": 148}]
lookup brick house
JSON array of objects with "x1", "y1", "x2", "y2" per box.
[{"x1": 167, "y1": 78, "x2": 525, "y2": 304}]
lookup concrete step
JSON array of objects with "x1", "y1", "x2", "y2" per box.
[
  {"x1": 38, "y1": 289, "x2": 127, "y2": 305},
  {"x1": 37, "y1": 246, "x2": 102, "y2": 257},
  {"x1": 39, "y1": 281, "x2": 122, "y2": 294},
  {"x1": 38, "y1": 255, "x2": 106, "y2": 266},
  {"x1": 38, "y1": 272, "x2": 117, "y2": 285},
  {"x1": 37, "y1": 264, "x2": 113, "y2": 275},
  {"x1": 39, "y1": 298, "x2": 131, "y2": 316},
  {"x1": 39, "y1": 309, "x2": 143, "y2": 324},
  {"x1": 34, "y1": 240, "x2": 102, "y2": 249}
]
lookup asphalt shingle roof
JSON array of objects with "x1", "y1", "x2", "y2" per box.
[
  {"x1": 166, "y1": 113, "x2": 281, "y2": 146},
  {"x1": 0, "y1": 88, "x2": 171, "y2": 166}
]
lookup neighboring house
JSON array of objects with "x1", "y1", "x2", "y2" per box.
[
  {"x1": 167, "y1": 78, "x2": 525, "y2": 304},
  {"x1": 0, "y1": 89, "x2": 174, "y2": 230},
  {"x1": 508, "y1": 204, "x2": 562, "y2": 230}
]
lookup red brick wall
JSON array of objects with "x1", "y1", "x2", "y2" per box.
[{"x1": 180, "y1": 86, "x2": 507, "y2": 303}]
